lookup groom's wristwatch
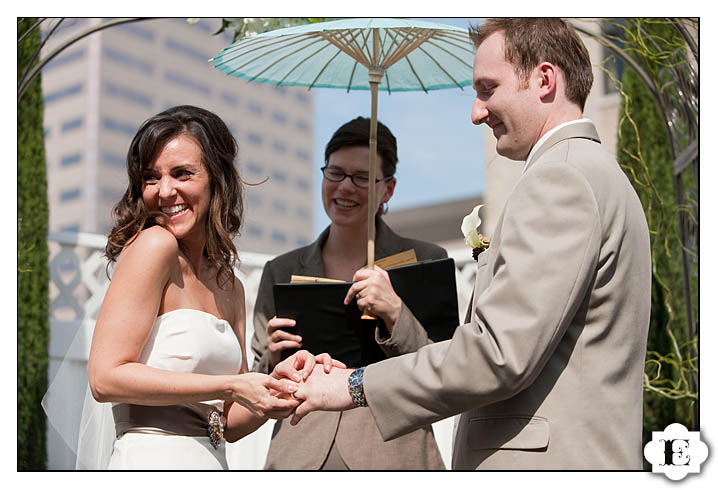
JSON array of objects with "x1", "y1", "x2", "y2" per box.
[{"x1": 348, "y1": 367, "x2": 368, "y2": 407}]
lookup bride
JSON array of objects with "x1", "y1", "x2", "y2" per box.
[{"x1": 77, "y1": 105, "x2": 340, "y2": 469}]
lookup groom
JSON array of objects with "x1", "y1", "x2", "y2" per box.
[{"x1": 289, "y1": 18, "x2": 652, "y2": 470}]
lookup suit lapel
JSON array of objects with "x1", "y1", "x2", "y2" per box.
[
  {"x1": 468, "y1": 123, "x2": 600, "y2": 325},
  {"x1": 374, "y1": 217, "x2": 406, "y2": 259},
  {"x1": 524, "y1": 121, "x2": 601, "y2": 174},
  {"x1": 298, "y1": 227, "x2": 329, "y2": 277}
]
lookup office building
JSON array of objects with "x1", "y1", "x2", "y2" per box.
[{"x1": 41, "y1": 17, "x2": 315, "y2": 255}]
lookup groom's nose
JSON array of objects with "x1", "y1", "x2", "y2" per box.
[{"x1": 472, "y1": 97, "x2": 489, "y2": 126}]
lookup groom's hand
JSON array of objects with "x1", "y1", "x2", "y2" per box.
[{"x1": 290, "y1": 365, "x2": 356, "y2": 425}]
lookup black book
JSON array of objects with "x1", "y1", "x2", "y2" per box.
[{"x1": 273, "y1": 257, "x2": 460, "y2": 367}]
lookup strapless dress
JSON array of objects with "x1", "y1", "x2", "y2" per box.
[{"x1": 107, "y1": 309, "x2": 242, "y2": 470}]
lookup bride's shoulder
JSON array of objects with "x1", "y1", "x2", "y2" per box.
[{"x1": 118, "y1": 226, "x2": 179, "y2": 264}]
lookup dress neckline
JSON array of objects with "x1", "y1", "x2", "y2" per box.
[{"x1": 156, "y1": 308, "x2": 230, "y2": 326}]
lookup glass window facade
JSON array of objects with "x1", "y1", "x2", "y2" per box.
[
  {"x1": 102, "y1": 151, "x2": 126, "y2": 168},
  {"x1": 44, "y1": 83, "x2": 83, "y2": 105},
  {"x1": 42, "y1": 48, "x2": 85, "y2": 72},
  {"x1": 61, "y1": 117, "x2": 84, "y2": 132},
  {"x1": 166, "y1": 37, "x2": 212, "y2": 64},
  {"x1": 103, "y1": 81, "x2": 153, "y2": 107},
  {"x1": 115, "y1": 22, "x2": 155, "y2": 42},
  {"x1": 164, "y1": 70, "x2": 211, "y2": 95},
  {"x1": 271, "y1": 230, "x2": 287, "y2": 243},
  {"x1": 103, "y1": 47, "x2": 154, "y2": 75},
  {"x1": 60, "y1": 188, "x2": 82, "y2": 202},
  {"x1": 60, "y1": 152, "x2": 82, "y2": 167},
  {"x1": 102, "y1": 118, "x2": 137, "y2": 137}
]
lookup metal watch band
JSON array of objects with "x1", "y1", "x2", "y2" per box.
[{"x1": 348, "y1": 367, "x2": 368, "y2": 407}]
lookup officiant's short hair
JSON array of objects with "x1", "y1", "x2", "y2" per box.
[{"x1": 324, "y1": 116, "x2": 398, "y2": 178}]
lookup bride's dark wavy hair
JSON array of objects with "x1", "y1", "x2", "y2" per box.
[{"x1": 106, "y1": 105, "x2": 244, "y2": 287}]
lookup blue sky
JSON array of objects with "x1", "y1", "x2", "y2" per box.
[{"x1": 311, "y1": 18, "x2": 484, "y2": 235}]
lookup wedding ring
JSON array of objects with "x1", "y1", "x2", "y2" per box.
[{"x1": 291, "y1": 393, "x2": 298, "y2": 400}]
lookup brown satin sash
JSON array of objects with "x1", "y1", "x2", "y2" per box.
[{"x1": 112, "y1": 402, "x2": 220, "y2": 438}]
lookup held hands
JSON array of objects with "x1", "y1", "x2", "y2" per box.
[
  {"x1": 272, "y1": 349, "x2": 347, "y2": 383},
  {"x1": 290, "y1": 364, "x2": 356, "y2": 425},
  {"x1": 231, "y1": 350, "x2": 346, "y2": 420},
  {"x1": 257, "y1": 350, "x2": 346, "y2": 421},
  {"x1": 229, "y1": 372, "x2": 300, "y2": 420},
  {"x1": 345, "y1": 266, "x2": 402, "y2": 331}
]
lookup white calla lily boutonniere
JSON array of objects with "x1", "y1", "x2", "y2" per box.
[{"x1": 461, "y1": 204, "x2": 490, "y2": 261}]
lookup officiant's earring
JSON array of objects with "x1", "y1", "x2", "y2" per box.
[{"x1": 380, "y1": 202, "x2": 389, "y2": 215}]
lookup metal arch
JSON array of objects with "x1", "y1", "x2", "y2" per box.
[
  {"x1": 575, "y1": 18, "x2": 699, "y2": 426},
  {"x1": 18, "y1": 17, "x2": 155, "y2": 102}
]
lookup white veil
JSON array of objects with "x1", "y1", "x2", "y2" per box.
[{"x1": 41, "y1": 319, "x2": 115, "y2": 470}]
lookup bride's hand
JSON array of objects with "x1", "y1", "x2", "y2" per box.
[
  {"x1": 229, "y1": 372, "x2": 300, "y2": 420},
  {"x1": 271, "y1": 349, "x2": 347, "y2": 383}
]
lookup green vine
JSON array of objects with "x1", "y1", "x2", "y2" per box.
[
  {"x1": 18, "y1": 17, "x2": 50, "y2": 469},
  {"x1": 579, "y1": 20, "x2": 698, "y2": 470},
  {"x1": 595, "y1": 19, "x2": 699, "y2": 451}
]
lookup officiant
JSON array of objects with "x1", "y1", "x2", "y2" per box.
[{"x1": 250, "y1": 117, "x2": 447, "y2": 470}]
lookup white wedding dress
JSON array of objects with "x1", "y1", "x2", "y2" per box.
[{"x1": 106, "y1": 309, "x2": 242, "y2": 470}]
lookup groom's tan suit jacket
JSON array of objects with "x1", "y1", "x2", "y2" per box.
[{"x1": 364, "y1": 121, "x2": 652, "y2": 469}]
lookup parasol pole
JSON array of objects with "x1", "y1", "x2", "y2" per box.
[
  {"x1": 362, "y1": 29, "x2": 383, "y2": 320},
  {"x1": 367, "y1": 75, "x2": 379, "y2": 270}
]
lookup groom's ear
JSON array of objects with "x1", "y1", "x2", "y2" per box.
[{"x1": 535, "y1": 61, "x2": 558, "y2": 101}]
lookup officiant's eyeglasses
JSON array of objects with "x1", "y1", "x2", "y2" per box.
[{"x1": 321, "y1": 166, "x2": 393, "y2": 189}]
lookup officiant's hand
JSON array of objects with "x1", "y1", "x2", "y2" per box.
[
  {"x1": 345, "y1": 266, "x2": 402, "y2": 332},
  {"x1": 290, "y1": 365, "x2": 356, "y2": 425},
  {"x1": 266, "y1": 316, "x2": 303, "y2": 370}
]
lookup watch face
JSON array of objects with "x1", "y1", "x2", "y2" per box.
[{"x1": 349, "y1": 367, "x2": 364, "y2": 388}]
